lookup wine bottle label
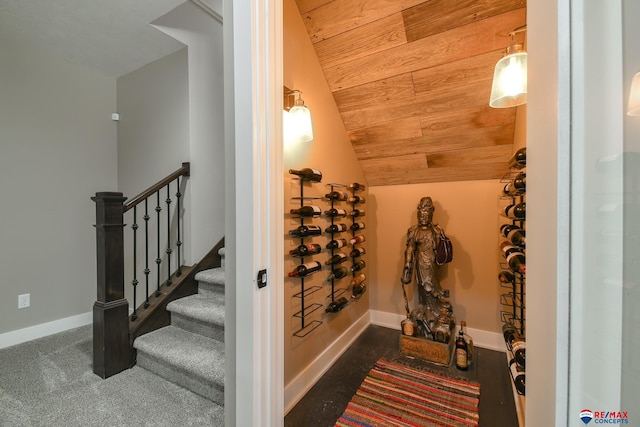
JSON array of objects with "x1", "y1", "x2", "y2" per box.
[
  {"x1": 456, "y1": 348, "x2": 468, "y2": 369},
  {"x1": 300, "y1": 261, "x2": 320, "y2": 270}
]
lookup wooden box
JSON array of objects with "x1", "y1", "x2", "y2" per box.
[{"x1": 400, "y1": 333, "x2": 455, "y2": 366}]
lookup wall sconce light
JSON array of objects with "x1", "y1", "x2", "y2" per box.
[
  {"x1": 489, "y1": 26, "x2": 528, "y2": 108},
  {"x1": 627, "y1": 72, "x2": 640, "y2": 116},
  {"x1": 284, "y1": 87, "x2": 313, "y2": 143}
]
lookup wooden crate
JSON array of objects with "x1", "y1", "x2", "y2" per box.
[{"x1": 400, "y1": 333, "x2": 455, "y2": 366}]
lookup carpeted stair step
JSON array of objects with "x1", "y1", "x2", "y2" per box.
[
  {"x1": 134, "y1": 325, "x2": 224, "y2": 404},
  {"x1": 194, "y1": 267, "x2": 225, "y2": 298},
  {"x1": 167, "y1": 293, "x2": 224, "y2": 342}
]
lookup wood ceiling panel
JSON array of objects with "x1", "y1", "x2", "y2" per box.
[
  {"x1": 323, "y1": 8, "x2": 525, "y2": 91},
  {"x1": 403, "y1": 0, "x2": 526, "y2": 42},
  {"x1": 347, "y1": 117, "x2": 422, "y2": 145},
  {"x1": 301, "y1": 0, "x2": 405, "y2": 43},
  {"x1": 426, "y1": 145, "x2": 513, "y2": 168},
  {"x1": 341, "y1": 80, "x2": 492, "y2": 130},
  {"x1": 296, "y1": 0, "x2": 334, "y2": 14},
  {"x1": 333, "y1": 73, "x2": 415, "y2": 114},
  {"x1": 352, "y1": 124, "x2": 515, "y2": 160},
  {"x1": 365, "y1": 162, "x2": 509, "y2": 186},
  {"x1": 313, "y1": 13, "x2": 407, "y2": 69},
  {"x1": 419, "y1": 106, "x2": 515, "y2": 134},
  {"x1": 360, "y1": 154, "x2": 429, "y2": 175}
]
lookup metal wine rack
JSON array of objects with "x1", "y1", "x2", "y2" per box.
[
  {"x1": 347, "y1": 184, "x2": 367, "y2": 299},
  {"x1": 325, "y1": 183, "x2": 349, "y2": 305}
]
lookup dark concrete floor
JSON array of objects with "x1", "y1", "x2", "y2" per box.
[{"x1": 285, "y1": 324, "x2": 518, "y2": 427}]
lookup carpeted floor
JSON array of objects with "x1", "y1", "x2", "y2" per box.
[{"x1": 0, "y1": 325, "x2": 223, "y2": 427}]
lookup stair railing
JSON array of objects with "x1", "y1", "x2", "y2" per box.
[{"x1": 92, "y1": 162, "x2": 190, "y2": 379}]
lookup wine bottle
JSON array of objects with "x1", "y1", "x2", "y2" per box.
[
  {"x1": 502, "y1": 182, "x2": 519, "y2": 197},
  {"x1": 325, "y1": 190, "x2": 348, "y2": 201},
  {"x1": 350, "y1": 222, "x2": 366, "y2": 231},
  {"x1": 503, "y1": 202, "x2": 525, "y2": 219},
  {"x1": 327, "y1": 267, "x2": 348, "y2": 280},
  {"x1": 498, "y1": 270, "x2": 515, "y2": 283},
  {"x1": 351, "y1": 279, "x2": 366, "y2": 298},
  {"x1": 350, "y1": 273, "x2": 366, "y2": 286},
  {"x1": 455, "y1": 330, "x2": 469, "y2": 371},
  {"x1": 289, "y1": 243, "x2": 322, "y2": 257},
  {"x1": 349, "y1": 235, "x2": 366, "y2": 245},
  {"x1": 506, "y1": 251, "x2": 526, "y2": 274},
  {"x1": 290, "y1": 205, "x2": 321, "y2": 217},
  {"x1": 508, "y1": 147, "x2": 527, "y2": 170},
  {"x1": 500, "y1": 223, "x2": 521, "y2": 238},
  {"x1": 288, "y1": 261, "x2": 322, "y2": 277},
  {"x1": 324, "y1": 208, "x2": 347, "y2": 218},
  {"x1": 326, "y1": 238, "x2": 347, "y2": 249},
  {"x1": 507, "y1": 229, "x2": 526, "y2": 248},
  {"x1": 508, "y1": 358, "x2": 526, "y2": 395},
  {"x1": 500, "y1": 241, "x2": 522, "y2": 258},
  {"x1": 289, "y1": 168, "x2": 322, "y2": 182},
  {"x1": 503, "y1": 323, "x2": 519, "y2": 343},
  {"x1": 460, "y1": 321, "x2": 474, "y2": 365},
  {"x1": 325, "y1": 252, "x2": 348, "y2": 265},
  {"x1": 325, "y1": 223, "x2": 347, "y2": 234},
  {"x1": 288, "y1": 225, "x2": 322, "y2": 237},
  {"x1": 401, "y1": 315, "x2": 417, "y2": 336},
  {"x1": 510, "y1": 338, "x2": 526, "y2": 369},
  {"x1": 348, "y1": 195, "x2": 366, "y2": 204},
  {"x1": 349, "y1": 182, "x2": 366, "y2": 191},
  {"x1": 350, "y1": 260, "x2": 366, "y2": 272},
  {"x1": 350, "y1": 247, "x2": 366, "y2": 258},
  {"x1": 513, "y1": 172, "x2": 526, "y2": 192},
  {"x1": 348, "y1": 209, "x2": 365, "y2": 217},
  {"x1": 325, "y1": 297, "x2": 349, "y2": 313}
]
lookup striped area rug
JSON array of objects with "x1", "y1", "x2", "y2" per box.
[{"x1": 335, "y1": 359, "x2": 480, "y2": 427}]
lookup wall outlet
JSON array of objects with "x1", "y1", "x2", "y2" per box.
[{"x1": 18, "y1": 293, "x2": 30, "y2": 309}]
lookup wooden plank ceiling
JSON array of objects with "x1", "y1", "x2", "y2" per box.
[{"x1": 295, "y1": 0, "x2": 527, "y2": 186}]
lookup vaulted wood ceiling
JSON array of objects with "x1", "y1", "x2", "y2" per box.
[{"x1": 295, "y1": 0, "x2": 527, "y2": 186}]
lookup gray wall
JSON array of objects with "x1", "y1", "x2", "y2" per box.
[{"x1": 0, "y1": 38, "x2": 118, "y2": 334}]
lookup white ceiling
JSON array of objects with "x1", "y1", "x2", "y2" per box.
[{"x1": 0, "y1": 0, "x2": 188, "y2": 77}]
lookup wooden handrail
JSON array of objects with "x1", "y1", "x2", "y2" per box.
[{"x1": 124, "y1": 162, "x2": 190, "y2": 212}]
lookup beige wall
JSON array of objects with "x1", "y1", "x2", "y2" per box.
[
  {"x1": 369, "y1": 180, "x2": 505, "y2": 334},
  {"x1": 283, "y1": 0, "x2": 369, "y2": 387}
]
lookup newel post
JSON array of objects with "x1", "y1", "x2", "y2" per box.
[{"x1": 92, "y1": 192, "x2": 130, "y2": 378}]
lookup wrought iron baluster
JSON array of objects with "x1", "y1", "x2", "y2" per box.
[
  {"x1": 166, "y1": 185, "x2": 172, "y2": 286},
  {"x1": 131, "y1": 206, "x2": 138, "y2": 321},
  {"x1": 155, "y1": 191, "x2": 162, "y2": 297},
  {"x1": 176, "y1": 176, "x2": 182, "y2": 277},
  {"x1": 143, "y1": 199, "x2": 150, "y2": 308}
]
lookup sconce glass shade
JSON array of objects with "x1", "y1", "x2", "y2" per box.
[
  {"x1": 489, "y1": 50, "x2": 528, "y2": 108},
  {"x1": 288, "y1": 100, "x2": 314, "y2": 143},
  {"x1": 627, "y1": 72, "x2": 640, "y2": 116}
]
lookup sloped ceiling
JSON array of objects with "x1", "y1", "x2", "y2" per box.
[{"x1": 295, "y1": 0, "x2": 527, "y2": 186}]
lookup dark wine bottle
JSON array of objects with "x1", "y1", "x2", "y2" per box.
[
  {"x1": 460, "y1": 321, "x2": 474, "y2": 365},
  {"x1": 289, "y1": 168, "x2": 322, "y2": 182},
  {"x1": 503, "y1": 323, "x2": 519, "y2": 343},
  {"x1": 510, "y1": 338, "x2": 526, "y2": 369},
  {"x1": 513, "y1": 172, "x2": 526, "y2": 192},
  {"x1": 325, "y1": 223, "x2": 347, "y2": 234},
  {"x1": 503, "y1": 202, "x2": 525, "y2": 219},
  {"x1": 325, "y1": 191, "x2": 348, "y2": 201},
  {"x1": 500, "y1": 223, "x2": 521, "y2": 238},
  {"x1": 350, "y1": 222, "x2": 366, "y2": 231},
  {"x1": 326, "y1": 238, "x2": 347, "y2": 249},
  {"x1": 350, "y1": 273, "x2": 366, "y2": 286},
  {"x1": 508, "y1": 358, "x2": 526, "y2": 395},
  {"x1": 498, "y1": 270, "x2": 515, "y2": 283},
  {"x1": 288, "y1": 225, "x2": 322, "y2": 237},
  {"x1": 500, "y1": 241, "x2": 522, "y2": 259},
  {"x1": 350, "y1": 260, "x2": 366, "y2": 272},
  {"x1": 289, "y1": 243, "x2": 321, "y2": 257},
  {"x1": 325, "y1": 297, "x2": 349, "y2": 313},
  {"x1": 324, "y1": 208, "x2": 347, "y2": 218},
  {"x1": 506, "y1": 251, "x2": 526, "y2": 275},
  {"x1": 351, "y1": 280, "x2": 366, "y2": 299},
  {"x1": 290, "y1": 205, "x2": 321, "y2": 217},
  {"x1": 288, "y1": 261, "x2": 322, "y2": 277},
  {"x1": 348, "y1": 195, "x2": 366, "y2": 204},
  {"x1": 325, "y1": 252, "x2": 348, "y2": 265},
  {"x1": 349, "y1": 182, "x2": 366, "y2": 191},
  {"x1": 350, "y1": 247, "x2": 366, "y2": 258},
  {"x1": 327, "y1": 267, "x2": 348, "y2": 280},
  {"x1": 455, "y1": 330, "x2": 469, "y2": 371},
  {"x1": 348, "y1": 209, "x2": 365, "y2": 217},
  {"x1": 349, "y1": 235, "x2": 366, "y2": 245},
  {"x1": 508, "y1": 147, "x2": 526, "y2": 170},
  {"x1": 507, "y1": 228, "x2": 526, "y2": 248}
]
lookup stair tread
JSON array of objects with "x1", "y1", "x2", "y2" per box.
[
  {"x1": 134, "y1": 326, "x2": 224, "y2": 387},
  {"x1": 195, "y1": 267, "x2": 225, "y2": 286},
  {"x1": 167, "y1": 294, "x2": 224, "y2": 326}
]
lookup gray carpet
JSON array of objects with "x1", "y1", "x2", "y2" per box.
[{"x1": 0, "y1": 325, "x2": 224, "y2": 427}]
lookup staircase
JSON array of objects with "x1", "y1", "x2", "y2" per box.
[{"x1": 133, "y1": 248, "x2": 226, "y2": 404}]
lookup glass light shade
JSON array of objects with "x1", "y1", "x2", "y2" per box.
[
  {"x1": 627, "y1": 72, "x2": 640, "y2": 116},
  {"x1": 288, "y1": 104, "x2": 314, "y2": 143},
  {"x1": 489, "y1": 51, "x2": 528, "y2": 108}
]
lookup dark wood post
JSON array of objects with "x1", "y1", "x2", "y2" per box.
[{"x1": 92, "y1": 192, "x2": 130, "y2": 378}]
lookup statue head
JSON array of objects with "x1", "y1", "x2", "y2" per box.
[{"x1": 417, "y1": 197, "x2": 435, "y2": 226}]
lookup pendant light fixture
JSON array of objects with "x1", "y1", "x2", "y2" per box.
[
  {"x1": 627, "y1": 72, "x2": 640, "y2": 116},
  {"x1": 284, "y1": 88, "x2": 314, "y2": 143},
  {"x1": 489, "y1": 26, "x2": 528, "y2": 109}
]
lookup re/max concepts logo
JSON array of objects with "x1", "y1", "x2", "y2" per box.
[{"x1": 580, "y1": 409, "x2": 630, "y2": 424}]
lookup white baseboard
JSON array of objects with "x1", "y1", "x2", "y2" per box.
[
  {"x1": 0, "y1": 311, "x2": 92, "y2": 350},
  {"x1": 370, "y1": 310, "x2": 507, "y2": 352},
  {"x1": 284, "y1": 310, "x2": 371, "y2": 414}
]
